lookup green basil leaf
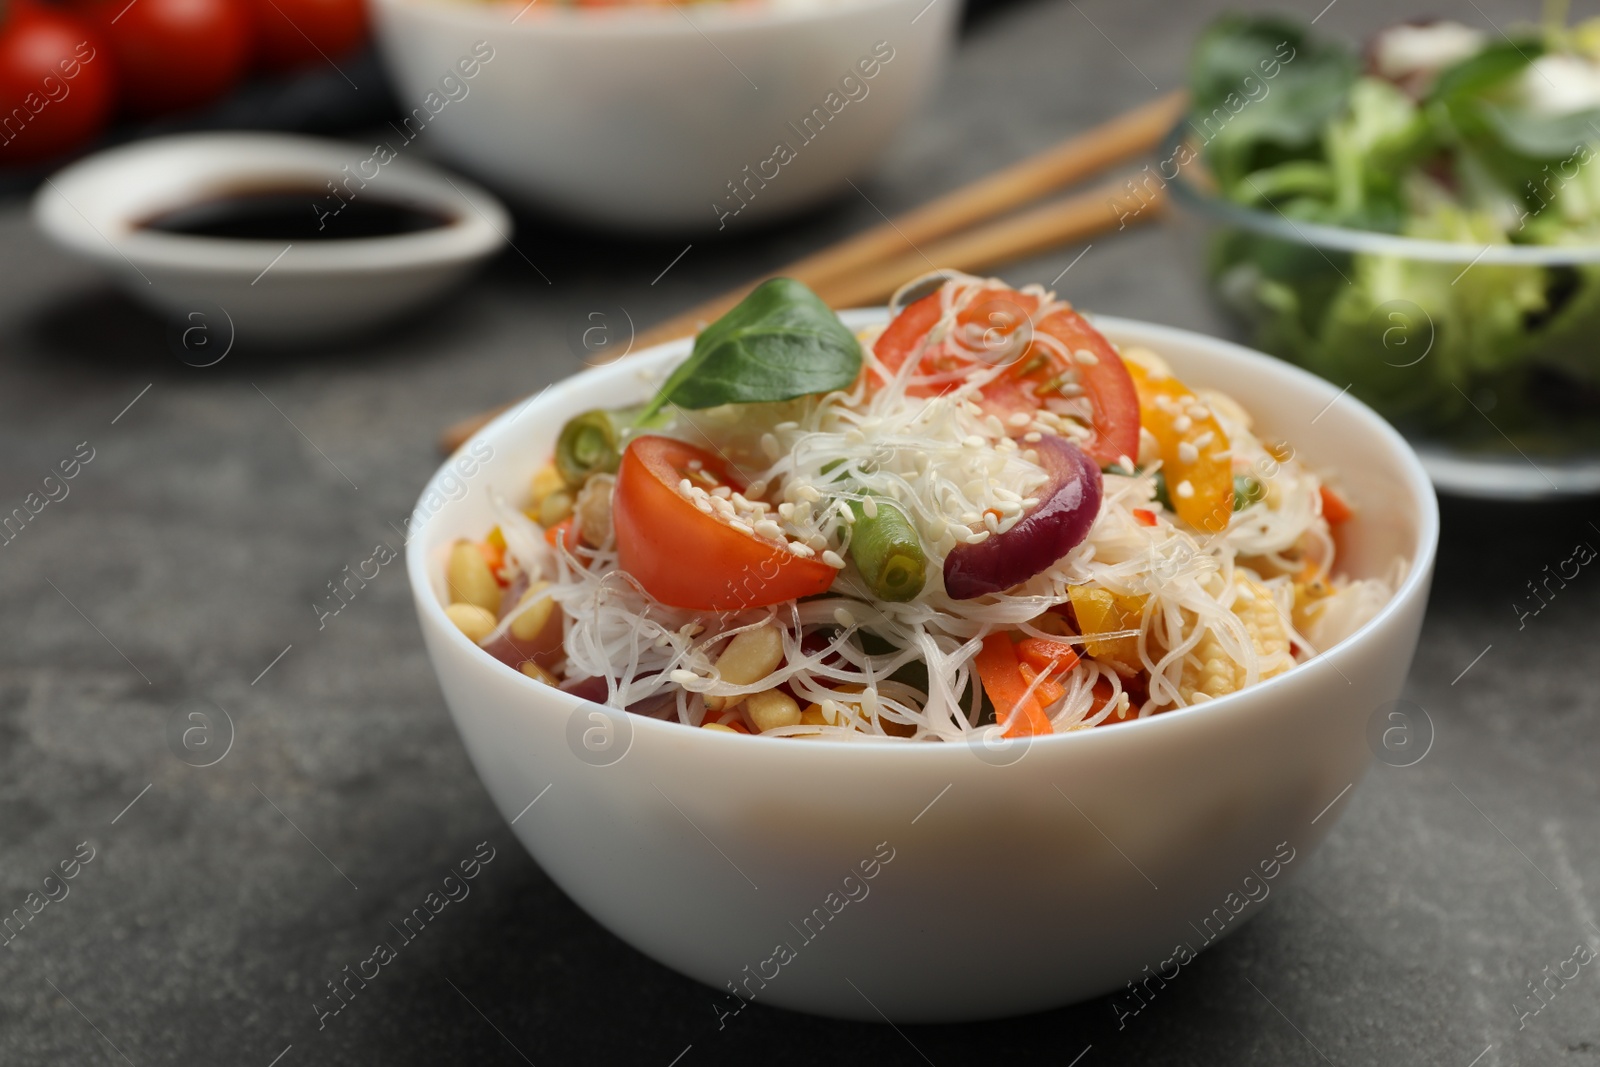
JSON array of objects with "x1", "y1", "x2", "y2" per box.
[{"x1": 640, "y1": 277, "x2": 860, "y2": 418}]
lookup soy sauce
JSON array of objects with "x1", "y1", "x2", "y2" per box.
[{"x1": 140, "y1": 187, "x2": 454, "y2": 241}]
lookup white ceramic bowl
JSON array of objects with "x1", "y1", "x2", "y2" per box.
[
  {"x1": 406, "y1": 311, "x2": 1439, "y2": 1022},
  {"x1": 369, "y1": 0, "x2": 961, "y2": 232},
  {"x1": 33, "y1": 132, "x2": 510, "y2": 345}
]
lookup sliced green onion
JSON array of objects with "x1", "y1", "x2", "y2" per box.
[
  {"x1": 555, "y1": 409, "x2": 628, "y2": 487},
  {"x1": 1233, "y1": 475, "x2": 1265, "y2": 510},
  {"x1": 845, "y1": 495, "x2": 926, "y2": 603}
]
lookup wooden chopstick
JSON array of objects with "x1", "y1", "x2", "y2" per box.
[
  {"x1": 438, "y1": 90, "x2": 1188, "y2": 453},
  {"x1": 635, "y1": 90, "x2": 1185, "y2": 349},
  {"x1": 811, "y1": 179, "x2": 1165, "y2": 311}
]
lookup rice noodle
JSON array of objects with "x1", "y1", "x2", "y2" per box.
[{"x1": 476, "y1": 272, "x2": 1399, "y2": 740}]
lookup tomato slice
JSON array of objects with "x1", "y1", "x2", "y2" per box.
[
  {"x1": 1033, "y1": 307, "x2": 1141, "y2": 469},
  {"x1": 1125, "y1": 361, "x2": 1233, "y2": 534},
  {"x1": 870, "y1": 286, "x2": 1140, "y2": 468},
  {"x1": 612, "y1": 436, "x2": 836, "y2": 610}
]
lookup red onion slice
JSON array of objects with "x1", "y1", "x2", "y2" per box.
[{"x1": 943, "y1": 435, "x2": 1102, "y2": 600}]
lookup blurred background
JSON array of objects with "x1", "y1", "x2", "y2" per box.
[{"x1": 3, "y1": 0, "x2": 1599, "y2": 1065}]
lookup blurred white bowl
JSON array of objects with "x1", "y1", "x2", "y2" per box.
[
  {"x1": 406, "y1": 311, "x2": 1438, "y2": 1021},
  {"x1": 33, "y1": 132, "x2": 509, "y2": 345},
  {"x1": 370, "y1": 0, "x2": 961, "y2": 231}
]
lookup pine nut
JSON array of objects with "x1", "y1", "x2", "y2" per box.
[
  {"x1": 518, "y1": 661, "x2": 557, "y2": 685},
  {"x1": 746, "y1": 689, "x2": 801, "y2": 732},
  {"x1": 510, "y1": 581, "x2": 555, "y2": 641},
  {"x1": 447, "y1": 541, "x2": 501, "y2": 611},
  {"x1": 703, "y1": 623, "x2": 784, "y2": 711},
  {"x1": 571, "y1": 474, "x2": 613, "y2": 546},
  {"x1": 446, "y1": 603, "x2": 497, "y2": 643}
]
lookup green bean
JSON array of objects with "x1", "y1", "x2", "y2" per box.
[
  {"x1": 555, "y1": 409, "x2": 629, "y2": 487},
  {"x1": 845, "y1": 495, "x2": 926, "y2": 602}
]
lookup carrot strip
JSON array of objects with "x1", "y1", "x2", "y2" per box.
[
  {"x1": 1319, "y1": 485, "x2": 1352, "y2": 525},
  {"x1": 975, "y1": 633, "x2": 1053, "y2": 738},
  {"x1": 1016, "y1": 636, "x2": 1082, "y2": 676},
  {"x1": 1132, "y1": 508, "x2": 1157, "y2": 527},
  {"x1": 544, "y1": 517, "x2": 577, "y2": 548},
  {"x1": 1018, "y1": 663, "x2": 1066, "y2": 706}
]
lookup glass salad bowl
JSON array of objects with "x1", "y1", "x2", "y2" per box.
[{"x1": 1168, "y1": 134, "x2": 1600, "y2": 501}]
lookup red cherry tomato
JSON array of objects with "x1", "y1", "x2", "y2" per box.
[
  {"x1": 0, "y1": 1, "x2": 113, "y2": 165},
  {"x1": 873, "y1": 286, "x2": 1142, "y2": 468},
  {"x1": 612, "y1": 436, "x2": 836, "y2": 611},
  {"x1": 244, "y1": 0, "x2": 365, "y2": 73},
  {"x1": 91, "y1": 0, "x2": 249, "y2": 118}
]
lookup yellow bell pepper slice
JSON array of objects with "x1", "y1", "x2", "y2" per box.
[{"x1": 1126, "y1": 361, "x2": 1233, "y2": 533}]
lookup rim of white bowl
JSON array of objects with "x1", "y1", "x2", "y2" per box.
[
  {"x1": 408, "y1": 310, "x2": 1441, "y2": 752},
  {"x1": 32, "y1": 131, "x2": 511, "y2": 276},
  {"x1": 372, "y1": 0, "x2": 945, "y2": 35}
]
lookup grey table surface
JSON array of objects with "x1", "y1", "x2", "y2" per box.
[{"x1": 3, "y1": 0, "x2": 1598, "y2": 1064}]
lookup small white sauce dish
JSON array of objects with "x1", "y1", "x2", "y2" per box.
[
  {"x1": 406, "y1": 312, "x2": 1439, "y2": 1021},
  {"x1": 33, "y1": 131, "x2": 511, "y2": 344}
]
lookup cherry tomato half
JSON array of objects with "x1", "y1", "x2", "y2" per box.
[
  {"x1": 612, "y1": 436, "x2": 836, "y2": 611},
  {"x1": 0, "y1": 1, "x2": 113, "y2": 165},
  {"x1": 92, "y1": 0, "x2": 250, "y2": 118},
  {"x1": 872, "y1": 286, "x2": 1141, "y2": 468}
]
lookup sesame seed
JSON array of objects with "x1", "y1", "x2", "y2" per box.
[
  {"x1": 788, "y1": 541, "x2": 815, "y2": 557},
  {"x1": 693, "y1": 498, "x2": 713, "y2": 514},
  {"x1": 778, "y1": 502, "x2": 794, "y2": 519},
  {"x1": 1021, "y1": 497, "x2": 1040, "y2": 508},
  {"x1": 711, "y1": 485, "x2": 732, "y2": 499},
  {"x1": 967, "y1": 529, "x2": 992, "y2": 544},
  {"x1": 1022, "y1": 450, "x2": 1039, "y2": 464},
  {"x1": 833, "y1": 607, "x2": 857, "y2": 627},
  {"x1": 1117, "y1": 454, "x2": 1135, "y2": 471},
  {"x1": 861, "y1": 496, "x2": 878, "y2": 519},
  {"x1": 997, "y1": 438, "x2": 1019, "y2": 452},
  {"x1": 984, "y1": 512, "x2": 1000, "y2": 534},
  {"x1": 1007, "y1": 412, "x2": 1032, "y2": 427},
  {"x1": 729, "y1": 520, "x2": 754, "y2": 534},
  {"x1": 798, "y1": 485, "x2": 822, "y2": 503},
  {"x1": 760, "y1": 433, "x2": 780, "y2": 459},
  {"x1": 1178, "y1": 441, "x2": 1200, "y2": 465},
  {"x1": 998, "y1": 501, "x2": 1023, "y2": 517},
  {"x1": 963, "y1": 435, "x2": 986, "y2": 449},
  {"x1": 1176, "y1": 480, "x2": 1195, "y2": 499},
  {"x1": 774, "y1": 421, "x2": 799, "y2": 432},
  {"x1": 669, "y1": 669, "x2": 698, "y2": 684},
  {"x1": 1192, "y1": 430, "x2": 1215, "y2": 450},
  {"x1": 686, "y1": 460, "x2": 703, "y2": 471},
  {"x1": 822, "y1": 550, "x2": 846, "y2": 569},
  {"x1": 1172, "y1": 414, "x2": 1193, "y2": 434},
  {"x1": 960, "y1": 511, "x2": 981, "y2": 525},
  {"x1": 1188, "y1": 404, "x2": 1211, "y2": 421},
  {"x1": 995, "y1": 487, "x2": 1020, "y2": 502},
  {"x1": 1058, "y1": 383, "x2": 1084, "y2": 397},
  {"x1": 1073, "y1": 349, "x2": 1099, "y2": 365},
  {"x1": 755, "y1": 519, "x2": 783, "y2": 540},
  {"x1": 1024, "y1": 432, "x2": 1043, "y2": 443}
]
